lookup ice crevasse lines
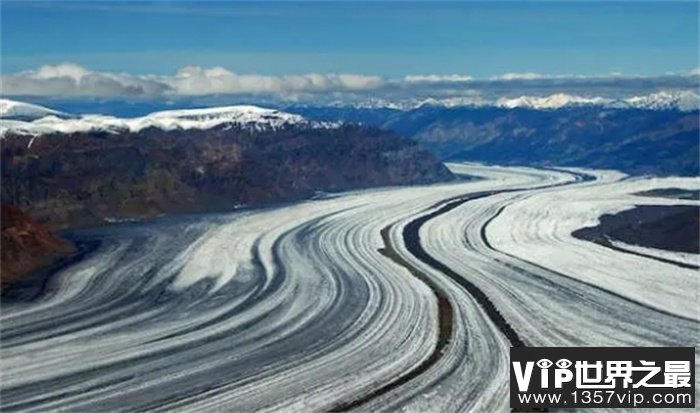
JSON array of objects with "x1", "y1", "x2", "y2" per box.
[{"x1": 0, "y1": 164, "x2": 698, "y2": 412}]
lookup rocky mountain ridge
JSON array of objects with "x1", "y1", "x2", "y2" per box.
[
  {"x1": 292, "y1": 105, "x2": 700, "y2": 176},
  {"x1": 1, "y1": 100, "x2": 453, "y2": 281},
  {"x1": 1, "y1": 205, "x2": 74, "y2": 284},
  {"x1": 1, "y1": 102, "x2": 453, "y2": 230},
  {"x1": 0, "y1": 99, "x2": 339, "y2": 137}
]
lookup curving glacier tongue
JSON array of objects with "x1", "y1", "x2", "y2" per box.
[{"x1": 1, "y1": 164, "x2": 697, "y2": 412}]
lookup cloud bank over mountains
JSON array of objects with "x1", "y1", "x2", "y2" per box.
[
  {"x1": 2, "y1": 63, "x2": 699, "y2": 108},
  {"x1": 2, "y1": 63, "x2": 385, "y2": 97}
]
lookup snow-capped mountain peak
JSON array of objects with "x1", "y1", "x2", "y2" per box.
[
  {"x1": 0, "y1": 99, "x2": 70, "y2": 120},
  {"x1": 496, "y1": 93, "x2": 613, "y2": 110},
  {"x1": 316, "y1": 90, "x2": 700, "y2": 111},
  {"x1": 0, "y1": 101, "x2": 327, "y2": 137},
  {"x1": 148, "y1": 105, "x2": 302, "y2": 122},
  {"x1": 619, "y1": 90, "x2": 700, "y2": 111}
]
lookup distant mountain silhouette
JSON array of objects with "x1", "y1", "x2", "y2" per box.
[{"x1": 291, "y1": 106, "x2": 700, "y2": 176}]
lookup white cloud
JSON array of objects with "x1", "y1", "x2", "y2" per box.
[
  {"x1": 491, "y1": 70, "x2": 700, "y2": 81},
  {"x1": 1, "y1": 63, "x2": 697, "y2": 104},
  {"x1": 2, "y1": 63, "x2": 170, "y2": 97},
  {"x1": 403, "y1": 74, "x2": 473, "y2": 83},
  {"x1": 494, "y1": 72, "x2": 548, "y2": 81},
  {"x1": 489, "y1": 72, "x2": 604, "y2": 81},
  {"x1": 33, "y1": 62, "x2": 89, "y2": 81},
  {"x1": 686, "y1": 67, "x2": 700, "y2": 77},
  {"x1": 1, "y1": 63, "x2": 384, "y2": 97}
]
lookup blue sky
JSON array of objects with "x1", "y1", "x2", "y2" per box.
[{"x1": 2, "y1": 1, "x2": 698, "y2": 78}]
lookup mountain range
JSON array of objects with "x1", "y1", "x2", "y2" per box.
[
  {"x1": 8, "y1": 88, "x2": 698, "y2": 176},
  {"x1": 1, "y1": 100, "x2": 452, "y2": 229},
  {"x1": 307, "y1": 90, "x2": 700, "y2": 112},
  {"x1": 1, "y1": 100, "x2": 452, "y2": 280},
  {"x1": 291, "y1": 104, "x2": 700, "y2": 176},
  {"x1": 2, "y1": 96, "x2": 698, "y2": 281}
]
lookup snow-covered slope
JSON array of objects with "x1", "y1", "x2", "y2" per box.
[
  {"x1": 498, "y1": 90, "x2": 700, "y2": 111},
  {"x1": 320, "y1": 90, "x2": 700, "y2": 111},
  {"x1": 0, "y1": 99, "x2": 69, "y2": 120},
  {"x1": 145, "y1": 105, "x2": 305, "y2": 126},
  {"x1": 620, "y1": 90, "x2": 700, "y2": 111},
  {"x1": 0, "y1": 100, "x2": 329, "y2": 137},
  {"x1": 495, "y1": 93, "x2": 613, "y2": 109},
  {"x1": 413, "y1": 91, "x2": 699, "y2": 111},
  {"x1": 2, "y1": 90, "x2": 698, "y2": 137}
]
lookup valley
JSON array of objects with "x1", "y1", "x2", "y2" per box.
[{"x1": 1, "y1": 164, "x2": 697, "y2": 411}]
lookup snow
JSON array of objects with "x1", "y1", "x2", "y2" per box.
[
  {"x1": 0, "y1": 99, "x2": 333, "y2": 137},
  {"x1": 495, "y1": 90, "x2": 700, "y2": 110},
  {"x1": 496, "y1": 93, "x2": 613, "y2": 109},
  {"x1": 1, "y1": 164, "x2": 697, "y2": 411},
  {"x1": 2, "y1": 89, "x2": 698, "y2": 138},
  {"x1": 484, "y1": 170, "x2": 700, "y2": 320},
  {"x1": 0, "y1": 99, "x2": 68, "y2": 120},
  {"x1": 322, "y1": 90, "x2": 700, "y2": 111},
  {"x1": 620, "y1": 90, "x2": 700, "y2": 111},
  {"x1": 146, "y1": 104, "x2": 305, "y2": 124}
]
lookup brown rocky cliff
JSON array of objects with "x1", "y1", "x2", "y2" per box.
[
  {"x1": 1, "y1": 124, "x2": 453, "y2": 230},
  {"x1": 1, "y1": 205, "x2": 74, "y2": 283}
]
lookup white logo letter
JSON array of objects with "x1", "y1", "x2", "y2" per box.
[
  {"x1": 513, "y1": 362, "x2": 535, "y2": 391},
  {"x1": 554, "y1": 368, "x2": 574, "y2": 388}
]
